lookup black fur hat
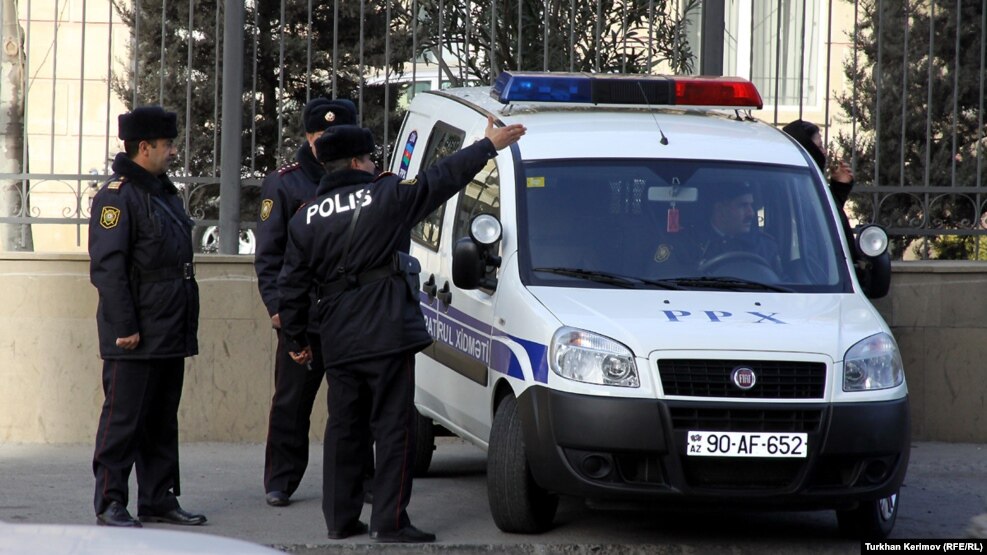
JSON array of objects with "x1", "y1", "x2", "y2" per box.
[
  {"x1": 303, "y1": 98, "x2": 357, "y2": 133},
  {"x1": 118, "y1": 106, "x2": 178, "y2": 141},
  {"x1": 314, "y1": 125, "x2": 375, "y2": 163}
]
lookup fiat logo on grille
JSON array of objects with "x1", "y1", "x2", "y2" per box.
[{"x1": 731, "y1": 367, "x2": 757, "y2": 390}]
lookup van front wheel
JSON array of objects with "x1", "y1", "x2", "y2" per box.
[
  {"x1": 487, "y1": 395, "x2": 558, "y2": 533},
  {"x1": 836, "y1": 490, "x2": 899, "y2": 539}
]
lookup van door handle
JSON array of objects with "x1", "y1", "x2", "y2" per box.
[
  {"x1": 422, "y1": 274, "x2": 437, "y2": 301},
  {"x1": 437, "y1": 281, "x2": 452, "y2": 306}
]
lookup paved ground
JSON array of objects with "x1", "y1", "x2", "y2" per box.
[{"x1": 1, "y1": 439, "x2": 984, "y2": 554}]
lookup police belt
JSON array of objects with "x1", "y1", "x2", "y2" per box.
[
  {"x1": 136, "y1": 262, "x2": 196, "y2": 282},
  {"x1": 317, "y1": 263, "x2": 397, "y2": 299}
]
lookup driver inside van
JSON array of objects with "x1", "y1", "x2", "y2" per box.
[{"x1": 658, "y1": 182, "x2": 782, "y2": 279}]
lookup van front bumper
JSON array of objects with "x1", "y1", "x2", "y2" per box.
[{"x1": 516, "y1": 386, "x2": 910, "y2": 509}]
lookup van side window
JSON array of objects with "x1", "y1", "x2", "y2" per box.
[
  {"x1": 452, "y1": 158, "x2": 501, "y2": 283},
  {"x1": 410, "y1": 122, "x2": 465, "y2": 251}
]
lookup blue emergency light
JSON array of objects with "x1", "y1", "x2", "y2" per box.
[{"x1": 490, "y1": 71, "x2": 763, "y2": 109}]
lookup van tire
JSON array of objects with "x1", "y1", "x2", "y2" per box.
[
  {"x1": 412, "y1": 409, "x2": 435, "y2": 476},
  {"x1": 487, "y1": 395, "x2": 558, "y2": 533},
  {"x1": 836, "y1": 490, "x2": 899, "y2": 539}
]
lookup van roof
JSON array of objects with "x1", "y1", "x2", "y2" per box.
[{"x1": 420, "y1": 87, "x2": 810, "y2": 167}]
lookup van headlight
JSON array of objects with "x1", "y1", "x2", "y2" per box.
[
  {"x1": 843, "y1": 332, "x2": 904, "y2": 391},
  {"x1": 550, "y1": 327, "x2": 639, "y2": 387}
]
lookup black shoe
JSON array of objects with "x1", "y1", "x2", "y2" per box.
[
  {"x1": 266, "y1": 491, "x2": 290, "y2": 507},
  {"x1": 138, "y1": 507, "x2": 207, "y2": 526},
  {"x1": 96, "y1": 501, "x2": 142, "y2": 528},
  {"x1": 371, "y1": 524, "x2": 436, "y2": 543},
  {"x1": 327, "y1": 520, "x2": 368, "y2": 540}
]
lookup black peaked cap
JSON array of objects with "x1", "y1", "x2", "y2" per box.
[{"x1": 707, "y1": 181, "x2": 753, "y2": 203}]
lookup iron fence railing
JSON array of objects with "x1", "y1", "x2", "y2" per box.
[{"x1": 1, "y1": 0, "x2": 985, "y2": 259}]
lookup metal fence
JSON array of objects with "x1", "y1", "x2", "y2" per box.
[{"x1": 1, "y1": 0, "x2": 985, "y2": 259}]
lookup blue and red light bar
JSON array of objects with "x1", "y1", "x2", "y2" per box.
[{"x1": 490, "y1": 71, "x2": 763, "y2": 110}]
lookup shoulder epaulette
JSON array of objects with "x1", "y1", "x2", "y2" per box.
[
  {"x1": 106, "y1": 178, "x2": 126, "y2": 191},
  {"x1": 374, "y1": 171, "x2": 396, "y2": 182},
  {"x1": 279, "y1": 163, "x2": 301, "y2": 176}
]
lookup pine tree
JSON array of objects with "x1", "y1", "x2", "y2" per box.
[{"x1": 836, "y1": 0, "x2": 987, "y2": 259}]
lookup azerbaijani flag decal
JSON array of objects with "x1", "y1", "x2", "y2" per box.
[{"x1": 398, "y1": 130, "x2": 418, "y2": 178}]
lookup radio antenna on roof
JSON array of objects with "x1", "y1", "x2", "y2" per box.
[{"x1": 637, "y1": 82, "x2": 669, "y2": 146}]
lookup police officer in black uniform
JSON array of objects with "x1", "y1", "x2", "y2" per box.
[
  {"x1": 89, "y1": 106, "x2": 206, "y2": 528},
  {"x1": 681, "y1": 182, "x2": 782, "y2": 276},
  {"x1": 278, "y1": 117, "x2": 525, "y2": 542},
  {"x1": 255, "y1": 97, "x2": 360, "y2": 508}
]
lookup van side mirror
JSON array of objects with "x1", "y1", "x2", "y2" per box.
[
  {"x1": 452, "y1": 214, "x2": 502, "y2": 291},
  {"x1": 854, "y1": 225, "x2": 891, "y2": 299}
]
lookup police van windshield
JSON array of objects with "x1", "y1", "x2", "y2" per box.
[{"x1": 520, "y1": 159, "x2": 851, "y2": 293}]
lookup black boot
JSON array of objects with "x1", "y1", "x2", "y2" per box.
[
  {"x1": 96, "y1": 501, "x2": 142, "y2": 528},
  {"x1": 371, "y1": 524, "x2": 436, "y2": 543}
]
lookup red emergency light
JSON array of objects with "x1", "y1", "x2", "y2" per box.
[{"x1": 672, "y1": 76, "x2": 764, "y2": 109}]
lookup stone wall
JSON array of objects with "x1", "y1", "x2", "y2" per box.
[
  {"x1": 0, "y1": 254, "x2": 983, "y2": 443},
  {"x1": 870, "y1": 262, "x2": 987, "y2": 443},
  {"x1": 0, "y1": 253, "x2": 325, "y2": 443}
]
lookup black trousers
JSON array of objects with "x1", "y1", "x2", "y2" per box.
[
  {"x1": 323, "y1": 352, "x2": 416, "y2": 534},
  {"x1": 93, "y1": 357, "x2": 184, "y2": 515},
  {"x1": 264, "y1": 330, "x2": 326, "y2": 496}
]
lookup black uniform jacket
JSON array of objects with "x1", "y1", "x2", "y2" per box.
[
  {"x1": 89, "y1": 153, "x2": 199, "y2": 360},
  {"x1": 254, "y1": 144, "x2": 323, "y2": 329},
  {"x1": 278, "y1": 138, "x2": 498, "y2": 366},
  {"x1": 686, "y1": 226, "x2": 782, "y2": 270}
]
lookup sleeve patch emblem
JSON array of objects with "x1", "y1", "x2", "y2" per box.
[
  {"x1": 260, "y1": 199, "x2": 274, "y2": 221},
  {"x1": 99, "y1": 206, "x2": 121, "y2": 229},
  {"x1": 654, "y1": 244, "x2": 671, "y2": 263}
]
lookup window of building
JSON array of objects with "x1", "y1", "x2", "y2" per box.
[
  {"x1": 729, "y1": 0, "x2": 821, "y2": 108},
  {"x1": 688, "y1": 0, "x2": 823, "y2": 109}
]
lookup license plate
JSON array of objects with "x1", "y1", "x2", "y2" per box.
[{"x1": 686, "y1": 431, "x2": 807, "y2": 458}]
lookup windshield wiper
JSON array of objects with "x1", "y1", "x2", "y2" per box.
[
  {"x1": 532, "y1": 267, "x2": 636, "y2": 287},
  {"x1": 532, "y1": 267, "x2": 683, "y2": 290},
  {"x1": 667, "y1": 276, "x2": 794, "y2": 293}
]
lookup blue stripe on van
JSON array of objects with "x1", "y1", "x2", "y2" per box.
[
  {"x1": 489, "y1": 338, "x2": 523, "y2": 380},
  {"x1": 510, "y1": 335, "x2": 550, "y2": 384},
  {"x1": 419, "y1": 297, "x2": 548, "y2": 383}
]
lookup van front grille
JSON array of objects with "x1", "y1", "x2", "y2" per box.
[
  {"x1": 658, "y1": 359, "x2": 826, "y2": 399},
  {"x1": 669, "y1": 407, "x2": 824, "y2": 433}
]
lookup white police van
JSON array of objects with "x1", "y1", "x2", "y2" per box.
[{"x1": 390, "y1": 71, "x2": 908, "y2": 540}]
